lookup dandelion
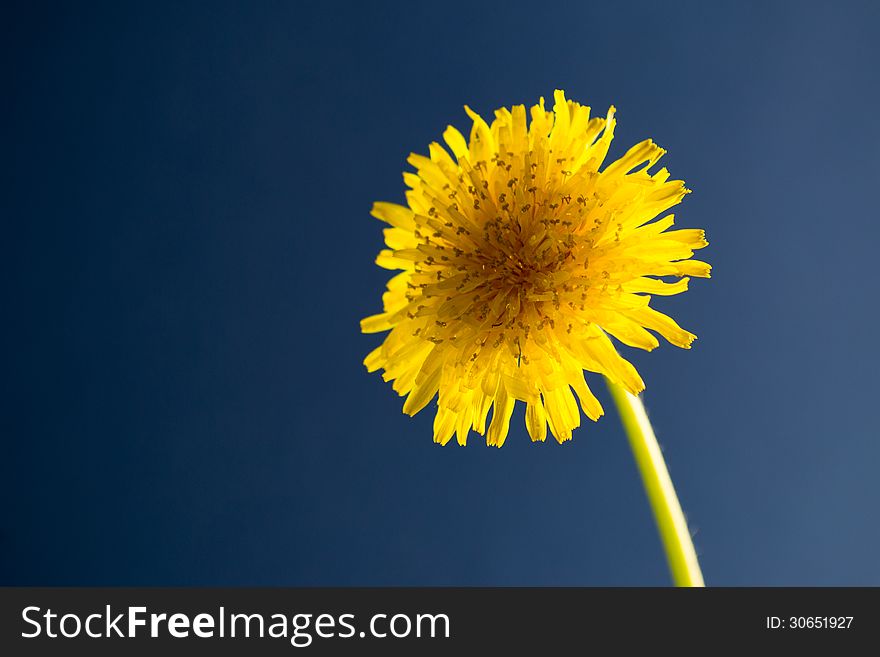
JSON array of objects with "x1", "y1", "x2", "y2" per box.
[
  {"x1": 361, "y1": 90, "x2": 709, "y2": 448},
  {"x1": 361, "y1": 91, "x2": 710, "y2": 586}
]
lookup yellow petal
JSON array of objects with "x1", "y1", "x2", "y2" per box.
[
  {"x1": 525, "y1": 401, "x2": 547, "y2": 442},
  {"x1": 623, "y1": 277, "x2": 690, "y2": 296},
  {"x1": 443, "y1": 125, "x2": 469, "y2": 160},
  {"x1": 486, "y1": 388, "x2": 515, "y2": 447},
  {"x1": 625, "y1": 306, "x2": 697, "y2": 348},
  {"x1": 433, "y1": 407, "x2": 456, "y2": 445},
  {"x1": 371, "y1": 202, "x2": 416, "y2": 229},
  {"x1": 402, "y1": 362, "x2": 442, "y2": 416},
  {"x1": 360, "y1": 313, "x2": 396, "y2": 334}
]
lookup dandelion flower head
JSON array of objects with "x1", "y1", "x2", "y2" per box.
[{"x1": 362, "y1": 91, "x2": 710, "y2": 447}]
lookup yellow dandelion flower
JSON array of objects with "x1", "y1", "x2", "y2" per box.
[{"x1": 362, "y1": 90, "x2": 710, "y2": 447}]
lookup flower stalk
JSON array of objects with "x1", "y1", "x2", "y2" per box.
[{"x1": 606, "y1": 379, "x2": 704, "y2": 587}]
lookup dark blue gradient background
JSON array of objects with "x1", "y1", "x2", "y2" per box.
[{"x1": 4, "y1": 1, "x2": 879, "y2": 585}]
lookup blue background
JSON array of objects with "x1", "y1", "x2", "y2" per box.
[{"x1": 4, "y1": 1, "x2": 879, "y2": 585}]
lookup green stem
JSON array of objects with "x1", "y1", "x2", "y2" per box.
[{"x1": 606, "y1": 379, "x2": 704, "y2": 587}]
